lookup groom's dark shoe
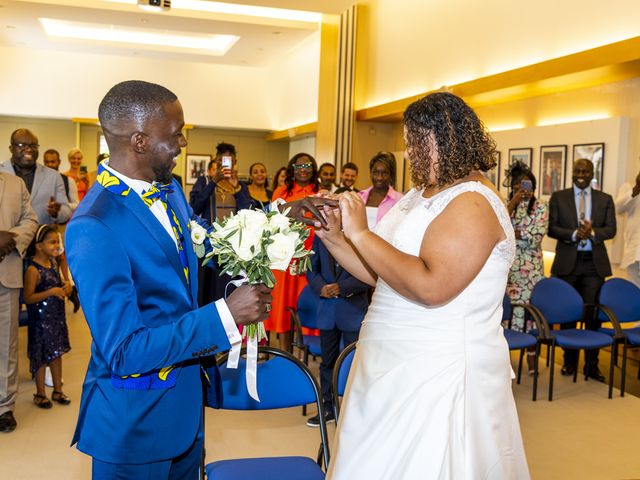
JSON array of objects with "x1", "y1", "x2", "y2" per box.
[
  {"x1": 0, "y1": 411, "x2": 17, "y2": 433},
  {"x1": 306, "y1": 410, "x2": 335, "y2": 428}
]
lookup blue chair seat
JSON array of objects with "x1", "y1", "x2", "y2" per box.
[
  {"x1": 599, "y1": 326, "x2": 640, "y2": 345},
  {"x1": 303, "y1": 335, "x2": 322, "y2": 356},
  {"x1": 206, "y1": 456, "x2": 325, "y2": 480},
  {"x1": 553, "y1": 329, "x2": 612, "y2": 349},
  {"x1": 504, "y1": 329, "x2": 537, "y2": 350}
]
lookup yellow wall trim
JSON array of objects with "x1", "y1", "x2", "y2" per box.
[
  {"x1": 356, "y1": 36, "x2": 640, "y2": 122},
  {"x1": 265, "y1": 121, "x2": 318, "y2": 141}
]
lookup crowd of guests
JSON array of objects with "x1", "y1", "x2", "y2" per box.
[{"x1": 2, "y1": 123, "x2": 640, "y2": 437}]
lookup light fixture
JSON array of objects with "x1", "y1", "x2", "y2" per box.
[
  {"x1": 39, "y1": 17, "x2": 239, "y2": 55},
  {"x1": 103, "y1": 0, "x2": 321, "y2": 23},
  {"x1": 536, "y1": 114, "x2": 610, "y2": 127},
  {"x1": 137, "y1": 0, "x2": 170, "y2": 12}
]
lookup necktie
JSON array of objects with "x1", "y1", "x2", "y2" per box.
[
  {"x1": 578, "y1": 190, "x2": 586, "y2": 247},
  {"x1": 142, "y1": 183, "x2": 190, "y2": 284},
  {"x1": 141, "y1": 183, "x2": 174, "y2": 207}
]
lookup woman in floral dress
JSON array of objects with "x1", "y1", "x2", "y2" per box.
[{"x1": 506, "y1": 163, "x2": 548, "y2": 372}]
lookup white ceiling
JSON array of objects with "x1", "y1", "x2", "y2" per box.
[{"x1": 0, "y1": 0, "x2": 353, "y2": 66}]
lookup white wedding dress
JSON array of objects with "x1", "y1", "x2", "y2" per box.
[{"x1": 327, "y1": 182, "x2": 530, "y2": 480}]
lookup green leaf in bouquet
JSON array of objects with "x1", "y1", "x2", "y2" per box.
[
  {"x1": 223, "y1": 228, "x2": 239, "y2": 240},
  {"x1": 194, "y1": 243, "x2": 205, "y2": 258}
]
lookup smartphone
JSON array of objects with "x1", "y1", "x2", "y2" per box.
[
  {"x1": 520, "y1": 180, "x2": 533, "y2": 193},
  {"x1": 221, "y1": 155, "x2": 232, "y2": 178},
  {"x1": 79, "y1": 165, "x2": 88, "y2": 174}
]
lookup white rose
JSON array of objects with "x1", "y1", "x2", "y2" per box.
[
  {"x1": 237, "y1": 209, "x2": 268, "y2": 230},
  {"x1": 268, "y1": 213, "x2": 292, "y2": 234},
  {"x1": 189, "y1": 221, "x2": 207, "y2": 245},
  {"x1": 229, "y1": 224, "x2": 263, "y2": 262},
  {"x1": 267, "y1": 232, "x2": 296, "y2": 271}
]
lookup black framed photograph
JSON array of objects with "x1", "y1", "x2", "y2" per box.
[
  {"x1": 485, "y1": 151, "x2": 500, "y2": 187},
  {"x1": 573, "y1": 143, "x2": 604, "y2": 190},
  {"x1": 539, "y1": 145, "x2": 567, "y2": 199},
  {"x1": 185, "y1": 154, "x2": 211, "y2": 185},
  {"x1": 508, "y1": 148, "x2": 532, "y2": 169}
]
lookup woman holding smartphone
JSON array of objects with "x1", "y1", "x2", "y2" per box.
[{"x1": 505, "y1": 162, "x2": 548, "y2": 373}]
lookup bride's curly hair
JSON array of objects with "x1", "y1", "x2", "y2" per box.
[{"x1": 403, "y1": 92, "x2": 497, "y2": 189}]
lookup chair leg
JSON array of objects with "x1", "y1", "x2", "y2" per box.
[
  {"x1": 548, "y1": 341, "x2": 556, "y2": 401},
  {"x1": 532, "y1": 342, "x2": 541, "y2": 401},
  {"x1": 546, "y1": 344, "x2": 550, "y2": 367},
  {"x1": 517, "y1": 349, "x2": 524, "y2": 384},
  {"x1": 573, "y1": 349, "x2": 579, "y2": 383},
  {"x1": 608, "y1": 343, "x2": 615, "y2": 399},
  {"x1": 621, "y1": 342, "x2": 628, "y2": 397}
]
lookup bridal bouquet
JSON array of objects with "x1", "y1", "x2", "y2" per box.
[{"x1": 190, "y1": 208, "x2": 313, "y2": 400}]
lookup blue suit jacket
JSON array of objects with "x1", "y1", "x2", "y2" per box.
[
  {"x1": 306, "y1": 237, "x2": 369, "y2": 332},
  {"x1": 66, "y1": 178, "x2": 232, "y2": 464}
]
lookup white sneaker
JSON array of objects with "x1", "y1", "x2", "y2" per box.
[{"x1": 44, "y1": 367, "x2": 63, "y2": 387}]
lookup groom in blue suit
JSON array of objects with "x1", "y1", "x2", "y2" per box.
[{"x1": 65, "y1": 81, "x2": 274, "y2": 479}]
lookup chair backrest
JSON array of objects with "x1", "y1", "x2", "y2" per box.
[
  {"x1": 502, "y1": 294, "x2": 513, "y2": 324},
  {"x1": 297, "y1": 285, "x2": 318, "y2": 329},
  {"x1": 598, "y1": 277, "x2": 640, "y2": 324},
  {"x1": 530, "y1": 277, "x2": 583, "y2": 325},
  {"x1": 334, "y1": 342, "x2": 356, "y2": 397},
  {"x1": 205, "y1": 346, "x2": 330, "y2": 468},
  {"x1": 209, "y1": 347, "x2": 320, "y2": 410}
]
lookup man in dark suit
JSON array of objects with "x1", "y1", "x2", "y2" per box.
[
  {"x1": 548, "y1": 158, "x2": 616, "y2": 381},
  {"x1": 305, "y1": 236, "x2": 370, "y2": 426}
]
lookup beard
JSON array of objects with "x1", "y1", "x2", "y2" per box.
[{"x1": 152, "y1": 163, "x2": 174, "y2": 184}]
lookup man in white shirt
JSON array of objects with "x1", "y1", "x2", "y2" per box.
[{"x1": 615, "y1": 170, "x2": 640, "y2": 286}]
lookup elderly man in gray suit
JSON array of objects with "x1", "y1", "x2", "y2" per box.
[
  {"x1": 0, "y1": 129, "x2": 71, "y2": 224},
  {"x1": 0, "y1": 172, "x2": 38, "y2": 433}
]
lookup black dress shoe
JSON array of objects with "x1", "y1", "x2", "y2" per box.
[
  {"x1": 561, "y1": 365, "x2": 576, "y2": 376},
  {"x1": 0, "y1": 411, "x2": 17, "y2": 433},
  {"x1": 584, "y1": 368, "x2": 606, "y2": 382}
]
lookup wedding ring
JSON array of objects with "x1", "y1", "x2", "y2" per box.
[{"x1": 264, "y1": 303, "x2": 272, "y2": 313}]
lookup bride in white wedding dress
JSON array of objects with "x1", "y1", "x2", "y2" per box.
[{"x1": 318, "y1": 93, "x2": 529, "y2": 480}]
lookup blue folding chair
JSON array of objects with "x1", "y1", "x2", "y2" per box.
[
  {"x1": 596, "y1": 277, "x2": 640, "y2": 398},
  {"x1": 528, "y1": 277, "x2": 614, "y2": 401},
  {"x1": 204, "y1": 346, "x2": 330, "y2": 480},
  {"x1": 502, "y1": 295, "x2": 539, "y2": 399},
  {"x1": 288, "y1": 286, "x2": 322, "y2": 366},
  {"x1": 330, "y1": 342, "x2": 356, "y2": 421}
]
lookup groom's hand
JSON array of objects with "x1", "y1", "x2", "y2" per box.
[
  {"x1": 226, "y1": 284, "x2": 273, "y2": 325},
  {"x1": 281, "y1": 196, "x2": 339, "y2": 229}
]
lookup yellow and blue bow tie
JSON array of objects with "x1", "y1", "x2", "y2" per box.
[{"x1": 142, "y1": 183, "x2": 174, "y2": 207}]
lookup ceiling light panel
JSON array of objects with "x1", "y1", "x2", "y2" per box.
[
  {"x1": 103, "y1": 0, "x2": 321, "y2": 23},
  {"x1": 39, "y1": 17, "x2": 239, "y2": 55}
]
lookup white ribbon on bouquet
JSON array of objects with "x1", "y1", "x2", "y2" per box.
[{"x1": 225, "y1": 274, "x2": 267, "y2": 401}]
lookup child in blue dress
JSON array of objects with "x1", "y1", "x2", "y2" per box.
[{"x1": 23, "y1": 225, "x2": 72, "y2": 409}]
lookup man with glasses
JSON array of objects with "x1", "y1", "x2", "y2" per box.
[{"x1": 0, "y1": 129, "x2": 71, "y2": 224}]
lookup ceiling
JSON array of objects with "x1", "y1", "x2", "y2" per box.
[{"x1": 0, "y1": 0, "x2": 354, "y2": 66}]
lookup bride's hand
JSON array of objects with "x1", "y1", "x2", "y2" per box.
[
  {"x1": 315, "y1": 205, "x2": 343, "y2": 244},
  {"x1": 340, "y1": 191, "x2": 369, "y2": 241}
]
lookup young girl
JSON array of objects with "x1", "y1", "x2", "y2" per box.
[{"x1": 24, "y1": 225, "x2": 72, "y2": 409}]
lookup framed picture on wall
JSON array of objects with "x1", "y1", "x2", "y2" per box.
[
  {"x1": 484, "y1": 151, "x2": 500, "y2": 187},
  {"x1": 573, "y1": 143, "x2": 605, "y2": 190},
  {"x1": 539, "y1": 145, "x2": 567, "y2": 199},
  {"x1": 508, "y1": 148, "x2": 532, "y2": 169},
  {"x1": 185, "y1": 154, "x2": 211, "y2": 185}
]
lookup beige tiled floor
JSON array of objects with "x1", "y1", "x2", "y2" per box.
[{"x1": 3, "y1": 304, "x2": 640, "y2": 479}]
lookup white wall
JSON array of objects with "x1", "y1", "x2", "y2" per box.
[
  {"x1": 0, "y1": 35, "x2": 321, "y2": 130},
  {"x1": 356, "y1": 0, "x2": 640, "y2": 109}
]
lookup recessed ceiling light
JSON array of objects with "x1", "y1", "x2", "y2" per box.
[
  {"x1": 39, "y1": 17, "x2": 239, "y2": 55},
  {"x1": 103, "y1": 0, "x2": 321, "y2": 23}
]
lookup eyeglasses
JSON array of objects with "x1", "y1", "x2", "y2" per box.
[
  {"x1": 293, "y1": 162, "x2": 312, "y2": 170},
  {"x1": 11, "y1": 142, "x2": 39, "y2": 149}
]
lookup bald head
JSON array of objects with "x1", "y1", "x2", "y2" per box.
[{"x1": 98, "y1": 80, "x2": 178, "y2": 138}]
